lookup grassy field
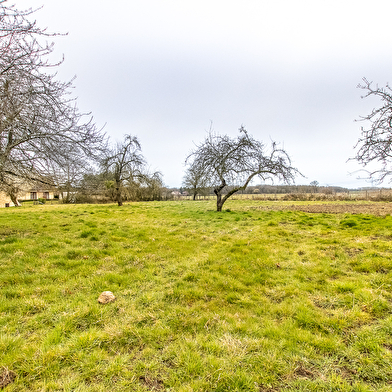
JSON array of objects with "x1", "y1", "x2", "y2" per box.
[{"x1": 1, "y1": 200, "x2": 392, "y2": 391}]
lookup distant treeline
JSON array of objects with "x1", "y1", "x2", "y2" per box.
[
  {"x1": 176, "y1": 184, "x2": 378, "y2": 195},
  {"x1": 175, "y1": 184, "x2": 389, "y2": 196},
  {"x1": 227, "y1": 184, "x2": 350, "y2": 195}
]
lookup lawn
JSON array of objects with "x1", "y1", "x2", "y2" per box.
[{"x1": 0, "y1": 200, "x2": 392, "y2": 391}]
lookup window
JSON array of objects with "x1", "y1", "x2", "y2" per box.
[
  {"x1": 43, "y1": 192, "x2": 49, "y2": 199},
  {"x1": 30, "y1": 192, "x2": 37, "y2": 200}
]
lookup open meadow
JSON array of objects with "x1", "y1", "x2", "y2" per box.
[{"x1": 1, "y1": 200, "x2": 392, "y2": 391}]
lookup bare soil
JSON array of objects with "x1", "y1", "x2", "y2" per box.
[{"x1": 252, "y1": 203, "x2": 392, "y2": 216}]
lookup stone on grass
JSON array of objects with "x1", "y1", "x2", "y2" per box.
[{"x1": 98, "y1": 291, "x2": 116, "y2": 304}]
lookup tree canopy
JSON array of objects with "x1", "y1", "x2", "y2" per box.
[
  {"x1": 354, "y1": 78, "x2": 392, "y2": 183},
  {"x1": 101, "y1": 135, "x2": 145, "y2": 206},
  {"x1": 0, "y1": 1, "x2": 105, "y2": 204}
]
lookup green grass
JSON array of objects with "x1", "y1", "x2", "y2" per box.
[{"x1": 1, "y1": 200, "x2": 392, "y2": 391}]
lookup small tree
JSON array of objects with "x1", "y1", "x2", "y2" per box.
[
  {"x1": 186, "y1": 126, "x2": 301, "y2": 211},
  {"x1": 182, "y1": 164, "x2": 210, "y2": 200},
  {"x1": 75, "y1": 171, "x2": 110, "y2": 203},
  {"x1": 139, "y1": 171, "x2": 163, "y2": 201},
  {"x1": 353, "y1": 78, "x2": 392, "y2": 183},
  {"x1": 101, "y1": 135, "x2": 145, "y2": 206}
]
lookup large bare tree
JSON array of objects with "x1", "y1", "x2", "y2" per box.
[
  {"x1": 353, "y1": 78, "x2": 392, "y2": 183},
  {"x1": 101, "y1": 135, "x2": 145, "y2": 206},
  {"x1": 186, "y1": 126, "x2": 301, "y2": 211},
  {"x1": 0, "y1": 1, "x2": 105, "y2": 204}
]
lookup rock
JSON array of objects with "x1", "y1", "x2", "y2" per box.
[{"x1": 98, "y1": 291, "x2": 116, "y2": 304}]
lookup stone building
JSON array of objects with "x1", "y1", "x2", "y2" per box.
[{"x1": 0, "y1": 184, "x2": 56, "y2": 207}]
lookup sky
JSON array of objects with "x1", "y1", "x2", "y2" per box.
[{"x1": 12, "y1": 0, "x2": 392, "y2": 188}]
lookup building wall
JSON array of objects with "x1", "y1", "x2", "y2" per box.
[
  {"x1": 18, "y1": 190, "x2": 55, "y2": 201},
  {"x1": 0, "y1": 192, "x2": 13, "y2": 208},
  {"x1": 0, "y1": 189, "x2": 56, "y2": 207}
]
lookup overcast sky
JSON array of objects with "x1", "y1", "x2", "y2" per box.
[{"x1": 14, "y1": 0, "x2": 392, "y2": 188}]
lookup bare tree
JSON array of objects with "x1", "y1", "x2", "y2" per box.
[
  {"x1": 139, "y1": 171, "x2": 163, "y2": 201},
  {"x1": 48, "y1": 147, "x2": 96, "y2": 203},
  {"x1": 310, "y1": 180, "x2": 319, "y2": 193},
  {"x1": 182, "y1": 164, "x2": 210, "y2": 200},
  {"x1": 101, "y1": 135, "x2": 145, "y2": 206},
  {"x1": 74, "y1": 171, "x2": 110, "y2": 203},
  {"x1": 0, "y1": 1, "x2": 105, "y2": 202},
  {"x1": 186, "y1": 126, "x2": 302, "y2": 211},
  {"x1": 353, "y1": 78, "x2": 392, "y2": 183}
]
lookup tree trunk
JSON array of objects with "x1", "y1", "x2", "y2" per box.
[
  {"x1": 216, "y1": 191, "x2": 224, "y2": 211},
  {"x1": 214, "y1": 181, "x2": 227, "y2": 212},
  {"x1": 114, "y1": 177, "x2": 123, "y2": 206},
  {"x1": 9, "y1": 192, "x2": 19, "y2": 207},
  {"x1": 116, "y1": 187, "x2": 123, "y2": 206},
  {"x1": 216, "y1": 187, "x2": 244, "y2": 212}
]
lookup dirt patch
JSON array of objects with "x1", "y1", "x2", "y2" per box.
[
  {"x1": 252, "y1": 203, "x2": 392, "y2": 216},
  {"x1": 258, "y1": 387, "x2": 280, "y2": 392},
  {"x1": 293, "y1": 364, "x2": 317, "y2": 379},
  {"x1": 139, "y1": 375, "x2": 164, "y2": 390},
  {"x1": 383, "y1": 343, "x2": 392, "y2": 352},
  {"x1": 345, "y1": 247, "x2": 364, "y2": 257},
  {"x1": 0, "y1": 367, "x2": 16, "y2": 389},
  {"x1": 0, "y1": 226, "x2": 18, "y2": 237}
]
